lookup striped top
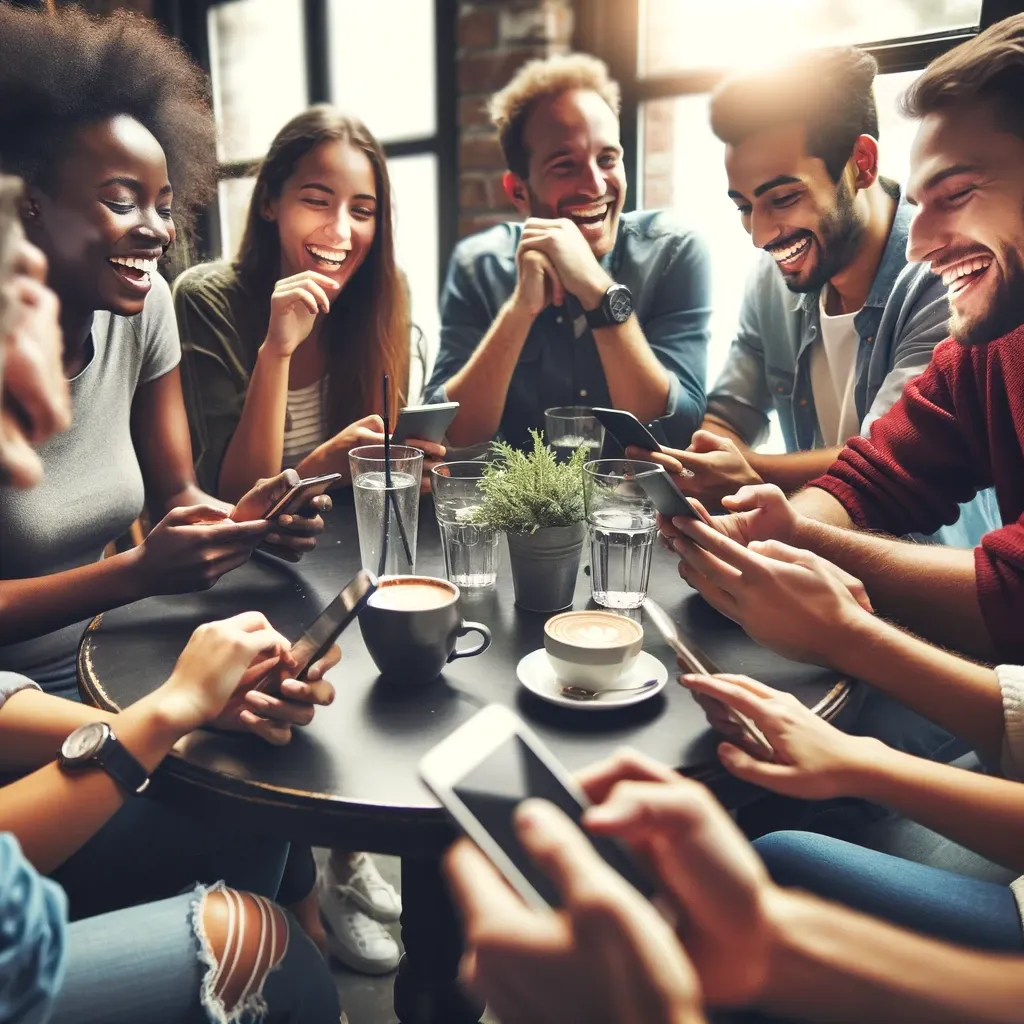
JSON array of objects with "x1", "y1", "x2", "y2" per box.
[{"x1": 282, "y1": 378, "x2": 327, "y2": 469}]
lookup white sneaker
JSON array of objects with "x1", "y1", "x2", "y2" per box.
[
  {"x1": 319, "y1": 887, "x2": 400, "y2": 975},
  {"x1": 327, "y1": 852, "x2": 402, "y2": 922}
]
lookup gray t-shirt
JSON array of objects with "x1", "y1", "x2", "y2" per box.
[{"x1": 0, "y1": 274, "x2": 180, "y2": 684}]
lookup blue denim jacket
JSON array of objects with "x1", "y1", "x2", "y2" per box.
[
  {"x1": 426, "y1": 210, "x2": 711, "y2": 450},
  {"x1": 707, "y1": 194, "x2": 999, "y2": 547}
]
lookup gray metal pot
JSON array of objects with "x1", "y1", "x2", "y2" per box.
[{"x1": 505, "y1": 521, "x2": 586, "y2": 612}]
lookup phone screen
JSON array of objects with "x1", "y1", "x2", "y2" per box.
[{"x1": 451, "y1": 733, "x2": 653, "y2": 906}]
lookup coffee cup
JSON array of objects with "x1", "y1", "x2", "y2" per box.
[
  {"x1": 543, "y1": 610, "x2": 644, "y2": 690},
  {"x1": 359, "y1": 575, "x2": 491, "y2": 684}
]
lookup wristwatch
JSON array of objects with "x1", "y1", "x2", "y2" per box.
[
  {"x1": 584, "y1": 283, "x2": 634, "y2": 329},
  {"x1": 59, "y1": 721, "x2": 150, "y2": 795}
]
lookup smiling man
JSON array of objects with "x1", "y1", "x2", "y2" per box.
[
  {"x1": 660, "y1": 47, "x2": 993, "y2": 551},
  {"x1": 674, "y1": 15, "x2": 1024, "y2": 663},
  {"x1": 426, "y1": 54, "x2": 710, "y2": 450}
]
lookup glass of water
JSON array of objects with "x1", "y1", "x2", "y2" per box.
[
  {"x1": 583, "y1": 459, "x2": 660, "y2": 609},
  {"x1": 350, "y1": 445, "x2": 423, "y2": 576},
  {"x1": 431, "y1": 461, "x2": 499, "y2": 588},
  {"x1": 544, "y1": 406, "x2": 605, "y2": 464}
]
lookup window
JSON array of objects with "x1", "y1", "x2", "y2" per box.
[
  {"x1": 580, "y1": 0, "x2": 1002, "y2": 451},
  {"x1": 181, "y1": 0, "x2": 456, "y2": 398}
]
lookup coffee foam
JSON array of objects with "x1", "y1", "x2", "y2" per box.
[
  {"x1": 370, "y1": 578, "x2": 454, "y2": 611},
  {"x1": 545, "y1": 611, "x2": 642, "y2": 648}
]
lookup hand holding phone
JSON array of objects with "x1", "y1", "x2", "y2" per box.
[
  {"x1": 391, "y1": 402, "x2": 460, "y2": 445},
  {"x1": 254, "y1": 569, "x2": 377, "y2": 694},
  {"x1": 262, "y1": 472, "x2": 343, "y2": 520},
  {"x1": 421, "y1": 705, "x2": 654, "y2": 909},
  {"x1": 635, "y1": 467, "x2": 712, "y2": 524}
]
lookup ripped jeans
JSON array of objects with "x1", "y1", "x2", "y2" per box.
[{"x1": 47, "y1": 883, "x2": 340, "y2": 1024}]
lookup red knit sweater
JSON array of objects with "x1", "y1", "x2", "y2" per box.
[{"x1": 809, "y1": 325, "x2": 1024, "y2": 660}]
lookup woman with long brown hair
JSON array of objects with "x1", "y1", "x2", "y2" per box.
[
  {"x1": 176, "y1": 104, "x2": 443, "y2": 501},
  {"x1": 175, "y1": 105, "x2": 440, "y2": 976}
]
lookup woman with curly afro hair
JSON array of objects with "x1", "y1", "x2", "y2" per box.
[{"x1": 0, "y1": 0, "x2": 340, "y2": 978}]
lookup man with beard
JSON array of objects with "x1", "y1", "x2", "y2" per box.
[
  {"x1": 425, "y1": 54, "x2": 710, "y2": 451},
  {"x1": 650, "y1": 46, "x2": 995, "y2": 552},
  {"x1": 663, "y1": 14, "x2": 1024, "y2": 665}
]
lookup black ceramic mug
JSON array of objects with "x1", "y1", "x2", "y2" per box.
[{"x1": 359, "y1": 575, "x2": 491, "y2": 683}]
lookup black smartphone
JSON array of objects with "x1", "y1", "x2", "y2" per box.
[
  {"x1": 635, "y1": 467, "x2": 710, "y2": 523},
  {"x1": 255, "y1": 569, "x2": 377, "y2": 693},
  {"x1": 391, "y1": 402, "x2": 460, "y2": 445},
  {"x1": 263, "y1": 473, "x2": 343, "y2": 519},
  {"x1": 590, "y1": 407, "x2": 663, "y2": 453},
  {"x1": 420, "y1": 705, "x2": 655, "y2": 910}
]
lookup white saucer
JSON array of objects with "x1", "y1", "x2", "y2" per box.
[{"x1": 516, "y1": 649, "x2": 668, "y2": 710}]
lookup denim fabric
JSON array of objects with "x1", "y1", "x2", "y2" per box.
[
  {"x1": 426, "y1": 210, "x2": 711, "y2": 450},
  {"x1": 755, "y1": 830, "x2": 1024, "y2": 951},
  {"x1": 0, "y1": 834, "x2": 66, "y2": 1024},
  {"x1": 48, "y1": 888, "x2": 340, "y2": 1024},
  {"x1": 706, "y1": 191, "x2": 1000, "y2": 550}
]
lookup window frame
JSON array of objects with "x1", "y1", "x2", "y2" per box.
[
  {"x1": 154, "y1": 0, "x2": 458, "y2": 293},
  {"x1": 574, "y1": 0, "x2": 1017, "y2": 213}
]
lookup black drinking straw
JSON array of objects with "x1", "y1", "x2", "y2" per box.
[{"x1": 379, "y1": 373, "x2": 413, "y2": 575}]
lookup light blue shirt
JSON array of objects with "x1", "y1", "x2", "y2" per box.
[
  {"x1": 706, "y1": 190, "x2": 999, "y2": 548},
  {"x1": 426, "y1": 210, "x2": 711, "y2": 450}
]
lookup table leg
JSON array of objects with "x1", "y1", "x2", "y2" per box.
[{"x1": 393, "y1": 856, "x2": 484, "y2": 1024}]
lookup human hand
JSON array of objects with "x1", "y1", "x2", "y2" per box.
[
  {"x1": 155, "y1": 612, "x2": 292, "y2": 734},
  {"x1": 231, "y1": 469, "x2": 330, "y2": 563},
  {"x1": 0, "y1": 237, "x2": 69, "y2": 486},
  {"x1": 577, "y1": 749, "x2": 775, "y2": 1007},
  {"x1": 135, "y1": 505, "x2": 268, "y2": 595},
  {"x1": 518, "y1": 218, "x2": 612, "y2": 308},
  {"x1": 512, "y1": 248, "x2": 565, "y2": 318},
  {"x1": 666, "y1": 521, "x2": 872, "y2": 666},
  {"x1": 417, "y1": 448, "x2": 448, "y2": 495},
  {"x1": 679, "y1": 674, "x2": 879, "y2": 801},
  {"x1": 213, "y1": 643, "x2": 340, "y2": 746},
  {"x1": 445, "y1": 799, "x2": 705, "y2": 1024},
  {"x1": 299, "y1": 414, "x2": 387, "y2": 484},
  {"x1": 263, "y1": 271, "x2": 341, "y2": 357}
]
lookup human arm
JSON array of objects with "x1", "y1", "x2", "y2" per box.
[
  {"x1": 0, "y1": 612, "x2": 290, "y2": 873},
  {"x1": 578, "y1": 749, "x2": 1024, "y2": 1023},
  {"x1": 667, "y1": 519, "x2": 1006, "y2": 756},
  {"x1": 431, "y1": 240, "x2": 562, "y2": 448}
]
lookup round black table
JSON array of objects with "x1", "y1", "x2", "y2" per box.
[{"x1": 79, "y1": 496, "x2": 848, "y2": 1023}]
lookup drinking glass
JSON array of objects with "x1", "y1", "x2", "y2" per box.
[
  {"x1": 583, "y1": 459, "x2": 659, "y2": 609},
  {"x1": 350, "y1": 445, "x2": 423, "y2": 577},
  {"x1": 544, "y1": 406, "x2": 605, "y2": 463},
  {"x1": 431, "y1": 461, "x2": 499, "y2": 588}
]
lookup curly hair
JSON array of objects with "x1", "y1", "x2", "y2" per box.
[
  {"x1": 0, "y1": 2, "x2": 215, "y2": 243},
  {"x1": 489, "y1": 54, "x2": 621, "y2": 179},
  {"x1": 710, "y1": 46, "x2": 879, "y2": 183}
]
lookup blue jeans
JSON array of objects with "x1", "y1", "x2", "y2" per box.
[
  {"x1": 755, "y1": 830, "x2": 1024, "y2": 951},
  {"x1": 49, "y1": 887, "x2": 339, "y2": 1024}
]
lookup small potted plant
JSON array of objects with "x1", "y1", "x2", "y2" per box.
[{"x1": 472, "y1": 430, "x2": 588, "y2": 612}]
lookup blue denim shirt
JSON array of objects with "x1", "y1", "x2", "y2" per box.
[
  {"x1": 426, "y1": 210, "x2": 711, "y2": 450},
  {"x1": 707, "y1": 193, "x2": 999, "y2": 547}
]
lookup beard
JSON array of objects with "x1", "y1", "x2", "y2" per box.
[
  {"x1": 951, "y1": 246, "x2": 1024, "y2": 346},
  {"x1": 783, "y1": 177, "x2": 864, "y2": 294}
]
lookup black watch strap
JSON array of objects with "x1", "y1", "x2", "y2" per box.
[
  {"x1": 585, "y1": 284, "x2": 634, "y2": 329},
  {"x1": 98, "y1": 732, "x2": 151, "y2": 795}
]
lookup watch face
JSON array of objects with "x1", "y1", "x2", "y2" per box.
[
  {"x1": 607, "y1": 287, "x2": 633, "y2": 323},
  {"x1": 61, "y1": 721, "x2": 108, "y2": 763}
]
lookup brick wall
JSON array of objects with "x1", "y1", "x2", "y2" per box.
[{"x1": 457, "y1": 0, "x2": 574, "y2": 240}]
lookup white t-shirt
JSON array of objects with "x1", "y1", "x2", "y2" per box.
[
  {"x1": 810, "y1": 289, "x2": 862, "y2": 447},
  {"x1": 282, "y1": 378, "x2": 327, "y2": 468}
]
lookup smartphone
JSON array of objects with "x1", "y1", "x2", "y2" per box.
[
  {"x1": 255, "y1": 569, "x2": 377, "y2": 693},
  {"x1": 263, "y1": 472, "x2": 343, "y2": 520},
  {"x1": 391, "y1": 402, "x2": 460, "y2": 445},
  {"x1": 420, "y1": 704, "x2": 654, "y2": 910},
  {"x1": 591, "y1": 407, "x2": 663, "y2": 453},
  {"x1": 636, "y1": 467, "x2": 711, "y2": 524}
]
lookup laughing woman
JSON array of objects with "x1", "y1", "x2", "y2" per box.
[
  {"x1": 175, "y1": 105, "x2": 444, "y2": 501},
  {"x1": 175, "y1": 108, "x2": 438, "y2": 976}
]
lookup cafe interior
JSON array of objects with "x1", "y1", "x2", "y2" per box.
[{"x1": 2, "y1": 0, "x2": 1024, "y2": 1022}]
